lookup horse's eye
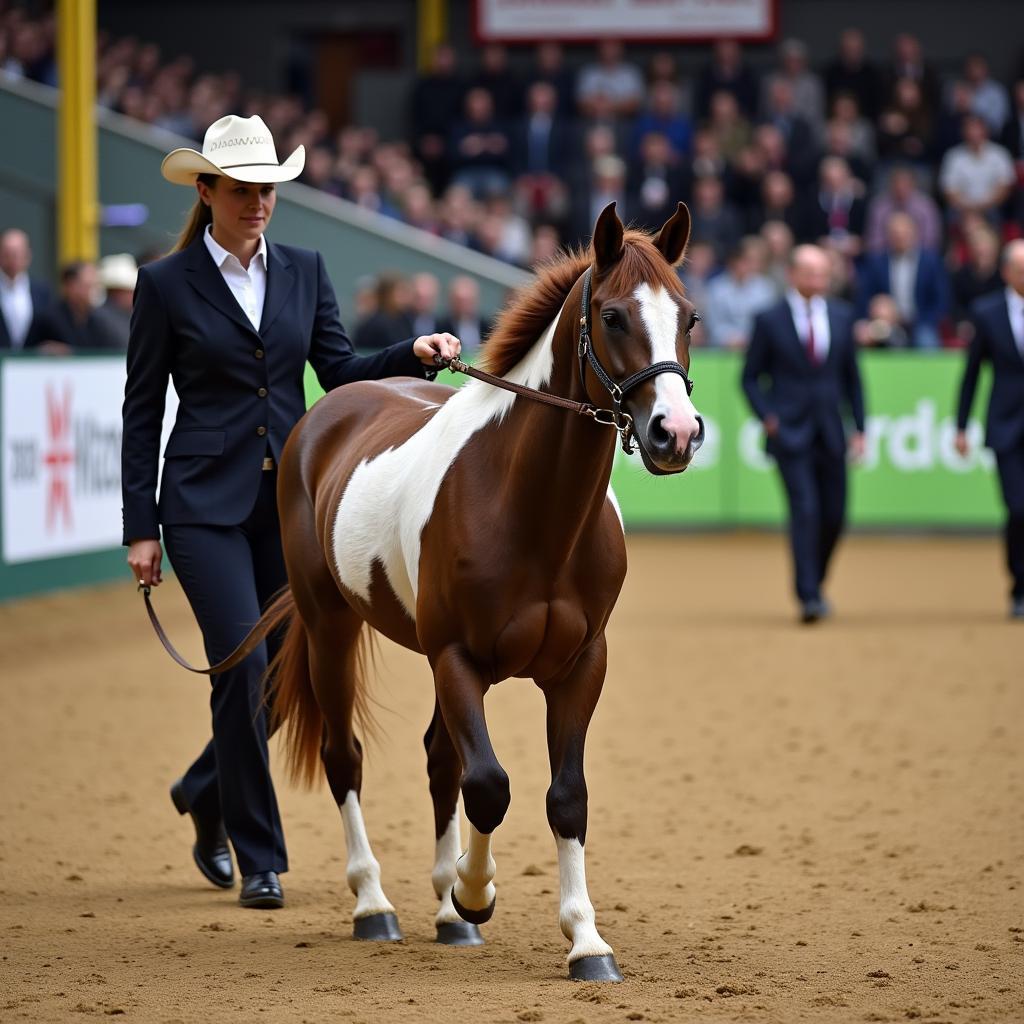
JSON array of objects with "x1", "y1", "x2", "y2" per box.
[{"x1": 601, "y1": 311, "x2": 621, "y2": 330}]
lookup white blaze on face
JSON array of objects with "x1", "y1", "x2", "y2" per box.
[{"x1": 633, "y1": 282, "x2": 701, "y2": 453}]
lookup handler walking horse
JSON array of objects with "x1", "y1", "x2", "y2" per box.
[{"x1": 265, "y1": 203, "x2": 703, "y2": 981}]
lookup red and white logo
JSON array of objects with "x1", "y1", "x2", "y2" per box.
[{"x1": 43, "y1": 382, "x2": 74, "y2": 532}]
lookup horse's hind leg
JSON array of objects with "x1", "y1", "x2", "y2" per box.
[
  {"x1": 541, "y1": 634, "x2": 621, "y2": 982},
  {"x1": 424, "y1": 702, "x2": 484, "y2": 946},
  {"x1": 432, "y1": 644, "x2": 509, "y2": 927},
  {"x1": 294, "y1": 570, "x2": 402, "y2": 942}
]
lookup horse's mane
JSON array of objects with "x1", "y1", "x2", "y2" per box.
[{"x1": 479, "y1": 230, "x2": 685, "y2": 379}]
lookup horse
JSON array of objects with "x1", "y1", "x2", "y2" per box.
[{"x1": 263, "y1": 201, "x2": 704, "y2": 982}]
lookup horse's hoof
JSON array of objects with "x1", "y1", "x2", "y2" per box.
[
  {"x1": 436, "y1": 921, "x2": 485, "y2": 946},
  {"x1": 352, "y1": 912, "x2": 403, "y2": 941},
  {"x1": 569, "y1": 954, "x2": 623, "y2": 982},
  {"x1": 450, "y1": 886, "x2": 496, "y2": 925}
]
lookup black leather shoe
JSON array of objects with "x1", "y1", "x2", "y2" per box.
[
  {"x1": 170, "y1": 780, "x2": 234, "y2": 889},
  {"x1": 239, "y1": 871, "x2": 284, "y2": 909}
]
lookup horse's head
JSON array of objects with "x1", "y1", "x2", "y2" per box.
[{"x1": 585, "y1": 202, "x2": 704, "y2": 475}]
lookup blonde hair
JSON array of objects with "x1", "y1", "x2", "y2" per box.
[{"x1": 170, "y1": 173, "x2": 218, "y2": 254}]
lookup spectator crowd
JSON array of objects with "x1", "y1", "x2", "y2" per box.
[{"x1": 2, "y1": 1, "x2": 1024, "y2": 352}]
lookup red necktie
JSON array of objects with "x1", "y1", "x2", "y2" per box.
[{"x1": 805, "y1": 301, "x2": 817, "y2": 365}]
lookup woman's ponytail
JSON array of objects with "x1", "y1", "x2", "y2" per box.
[{"x1": 169, "y1": 173, "x2": 218, "y2": 254}]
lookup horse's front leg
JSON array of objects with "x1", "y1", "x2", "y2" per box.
[
  {"x1": 541, "y1": 634, "x2": 622, "y2": 982},
  {"x1": 432, "y1": 644, "x2": 509, "y2": 926}
]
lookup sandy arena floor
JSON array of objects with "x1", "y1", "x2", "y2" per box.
[{"x1": 1, "y1": 534, "x2": 1022, "y2": 1023}]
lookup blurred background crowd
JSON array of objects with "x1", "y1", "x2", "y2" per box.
[{"x1": 2, "y1": 1, "x2": 1023, "y2": 354}]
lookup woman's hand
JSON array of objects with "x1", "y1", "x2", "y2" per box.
[
  {"x1": 128, "y1": 539, "x2": 164, "y2": 587},
  {"x1": 413, "y1": 332, "x2": 461, "y2": 368}
]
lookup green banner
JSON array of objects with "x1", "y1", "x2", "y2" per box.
[{"x1": 305, "y1": 351, "x2": 1001, "y2": 528}]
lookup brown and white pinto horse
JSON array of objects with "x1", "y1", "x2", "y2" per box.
[{"x1": 265, "y1": 202, "x2": 702, "y2": 981}]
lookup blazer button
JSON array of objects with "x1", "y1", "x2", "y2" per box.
[
  {"x1": 256, "y1": 426, "x2": 267, "y2": 437},
  {"x1": 257, "y1": 387, "x2": 268, "y2": 398},
  {"x1": 254, "y1": 348, "x2": 264, "y2": 359}
]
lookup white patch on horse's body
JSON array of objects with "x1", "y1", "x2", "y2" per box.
[
  {"x1": 453, "y1": 824, "x2": 496, "y2": 913},
  {"x1": 432, "y1": 809, "x2": 464, "y2": 926},
  {"x1": 332, "y1": 309, "x2": 563, "y2": 619},
  {"x1": 555, "y1": 836, "x2": 615, "y2": 964},
  {"x1": 339, "y1": 791, "x2": 395, "y2": 919},
  {"x1": 634, "y1": 282, "x2": 701, "y2": 448}
]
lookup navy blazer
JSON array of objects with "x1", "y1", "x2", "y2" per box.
[
  {"x1": 121, "y1": 236, "x2": 426, "y2": 543},
  {"x1": 855, "y1": 249, "x2": 950, "y2": 330},
  {"x1": 956, "y1": 290, "x2": 1024, "y2": 453},
  {"x1": 742, "y1": 298, "x2": 866, "y2": 457},
  {"x1": 0, "y1": 277, "x2": 51, "y2": 348}
]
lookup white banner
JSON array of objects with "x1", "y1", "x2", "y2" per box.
[
  {"x1": 475, "y1": 0, "x2": 775, "y2": 41},
  {"x1": 1, "y1": 358, "x2": 175, "y2": 564}
]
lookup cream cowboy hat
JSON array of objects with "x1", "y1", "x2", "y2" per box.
[
  {"x1": 98, "y1": 253, "x2": 138, "y2": 291},
  {"x1": 161, "y1": 114, "x2": 305, "y2": 186}
]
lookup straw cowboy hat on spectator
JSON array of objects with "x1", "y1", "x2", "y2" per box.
[
  {"x1": 161, "y1": 114, "x2": 305, "y2": 185},
  {"x1": 98, "y1": 253, "x2": 138, "y2": 292}
]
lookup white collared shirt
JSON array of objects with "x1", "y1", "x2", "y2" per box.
[
  {"x1": 203, "y1": 225, "x2": 267, "y2": 330},
  {"x1": 786, "y1": 289, "x2": 830, "y2": 362},
  {"x1": 0, "y1": 271, "x2": 33, "y2": 348},
  {"x1": 1007, "y1": 287, "x2": 1024, "y2": 356},
  {"x1": 889, "y1": 250, "x2": 919, "y2": 323}
]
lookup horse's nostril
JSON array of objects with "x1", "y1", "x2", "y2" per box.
[
  {"x1": 692, "y1": 415, "x2": 706, "y2": 449},
  {"x1": 648, "y1": 414, "x2": 674, "y2": 450}
]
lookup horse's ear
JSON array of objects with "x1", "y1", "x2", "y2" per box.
[
  {"x1": 654, "y1": 202, "x2": 691, "y2": 266},
  {"x1": 592, "y1": 202, "x2": 624, "y2": 272}
]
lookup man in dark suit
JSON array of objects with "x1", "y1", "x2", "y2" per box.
[
  {"x1": 743, "y1": 245, "x2": 866, "y2": 622},
  {"x1": 0, "y1": 228, "x2": 51, "y2": 349},
  {"x1": 31, "y1": 261, "x2": 113, "y2": 350},
  {"x1": 856, "y1": 212, "x2": 950, "y2": 348},
  {"x1": 955, "y1": 240, "x2": 1024, "y2": 618},
  {"x1": 438, "y1": 275, "x2": 492, "y2": 354}
]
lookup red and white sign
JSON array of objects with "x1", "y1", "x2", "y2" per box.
[
  {"x1": 1, "y1": 358, "x2": 176, "y2": 564},
  {"x1": 475, "y1": 0, "x2": 776, "y2": 42}
]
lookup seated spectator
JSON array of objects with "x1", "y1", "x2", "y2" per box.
[
  {"x1": 828, "y1": 91, "x2": 876, "y2": 171},
  {"x1": 570, "y1": 154, "x2": 628, "y2": 246},
  {"x1": 958, "y1": 54, "x2": 1010, "y2": 136},
  {"x1": 877, "y1": 77, "x2": 934, "y2": 168},
  {"x1": 437, "y1": 184, "x2": 480, "y2": 248},
  {"x1": 512, "y1": 81, "x2": 571, "y2": 221},
  {"x1": 688, "y1": 174, "x2": 744, "y2": 263},
  {"x1": 474, "y1": 197, "x2": 532, "y2": 266},
  {"x1": 695, "y1": 39, "x2": 759, "y2": 121},
  {"x1": 754, "y1": 170, "x2": 803, "y2": 238},
  {"x1": 0, "y1": 228, "x2": 51, "y2": 351},
  {"x1": 864, "y1": 164, "x2": 942, "y2": 253},
  {"x1": 93, "y1": 253, "x2": 138, "y2": 349},
  {"x1": 300, "y1": 146, "x2": 344, "y2": 198},
  {"x1": 471, "y1": 43, "x2": 521, "y2": 121},
  {"x1": 939, "y1": 114, "x2": 1016, "y2": 226},
  {"x1": 802, "y1": 156, "x2": 867, "y2": 257},
  {"x1": 31, "y1": 262, "x2": 109, "y2": 351},
  {"x1": 408, "y1": 272, "x2": 443, "y2": 337},
  {"x1": 856, "y1": 212, "x2": 949, "y2": 348},
  {"x1": 628, "y1": 132, "x2": 690, "y2": 232},
  {"x1": 632, "y1": 80, "x2": 693, "y2": 159},
  {"x1": 690, "y1": 128, "x2": 730, "y2": 182},
  {"x1": 576, "y1": 40, "x2": 645, "y2": 120},
  {"x1": 822, "y1": 118, "x2": 873, "y2": 186},
  {"x1": 854, "y1": 293, "x2": 911, "y2": 348},
  {"x1": 449, "y1": 88, "x2": 512, "y2": 199},
  {"x1": 703, "y1": 239, "x2": 778, "y2": 349},
  {"x1": 354, "y1": 274, "x2": 413, "y2": 351},
  {"x1": 528, "y1": 41, "x2": 575, "y2": 119},
  {"x1": 439, "y1": 276, "x2": 491, "y2": 353},
  {"x1": 760, "y1": 219, "x2": 796, "y2": 293},
  {"x1": 345, "y1": 165, "x2": 400, "y2": 218},
  {"x1": 400, "y1": 182, "x2": 440, "y2": 235},
  {"x1": 677, "y1": 241, "x2": 717, "y2": 347},
  {"x1": 759, "y1": 78, "x2": 819, "y2": 184},
  {"x1": 824, "y1": 28, "x2": 883, "y2": 120},
  {"x1": 706, "y1": 89, "x2": 753, "y2": 164},
  {"x1": 760, "y1": 38, "x2": 825, "y2": 134},
  {"x1": 884, "y1": 33, "x2": 940, "y2": 114},
  {"x1": 528, "y1": 224, "x2": 562, "y2": 269},
  {"x1": 411, "y1": 43, "x2": 465, "y2": 193},
  {"x1": 951, "y1": 225, "x2": 1003, "y2": 339}
]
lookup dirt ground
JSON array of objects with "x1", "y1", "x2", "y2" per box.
[{"x1": 1, "y1": 533, "x2": 1022, "y2": 1024}]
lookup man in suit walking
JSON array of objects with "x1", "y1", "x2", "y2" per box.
[
  {"x1": 955, "y1": 239, "x2": 1024, "y2": 618},
  {"x1": 0, "y1": 228, "x2": 51, "y2": 349},
  {"x1": 743, "y1": 244, "x2": 866, "y2": 622}
]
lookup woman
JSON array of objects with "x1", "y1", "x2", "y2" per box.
[{"x1": 122, "y1": 114, "x2": 460, "y2": 910}]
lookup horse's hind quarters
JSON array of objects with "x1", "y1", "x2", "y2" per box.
[
  {"x1": 352, "y1": 911, "x2": 404, "y2": 942},
  {"x1": 568, "y1": 953, "x2": 624, "y2": 983}
]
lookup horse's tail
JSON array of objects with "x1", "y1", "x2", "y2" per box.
[{"x1": 263, "y1": 588, "x2": 381, "y2": 789}]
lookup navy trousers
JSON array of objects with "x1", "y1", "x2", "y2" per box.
[
  {"x1": 995, "y1": 444, "x2": 1024, "y2": 600},
  {"x1": 163, "y1": 470, "x2": 288, "y2": 877},
  {"x1": 774, "y1": 440, "x2": 848, "y2": 604}
]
